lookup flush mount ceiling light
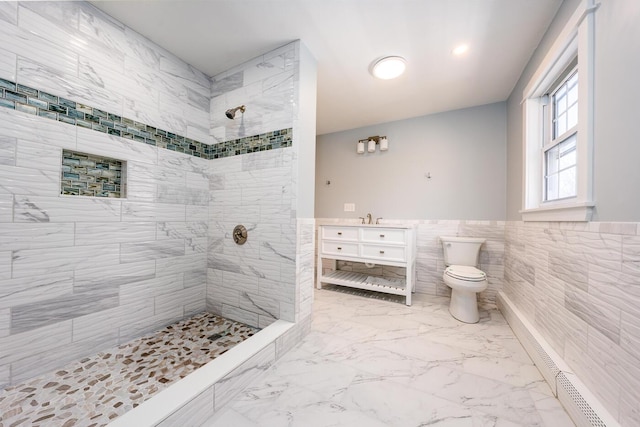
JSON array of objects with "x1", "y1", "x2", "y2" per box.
[
  {"x1": 452, "y1": 44, "x2": 469, "y2": 56},
  {"x1": 370, "y1": 56, "x2": 406, "y2": 80}
]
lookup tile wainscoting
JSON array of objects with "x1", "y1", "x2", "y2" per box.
[{"x1": 503, "y1": 221, "x2": 640, "y2": 426}]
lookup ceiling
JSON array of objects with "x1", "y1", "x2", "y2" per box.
[{"x1": 90, "y1": 0, "x2": 563, "y2": 135}]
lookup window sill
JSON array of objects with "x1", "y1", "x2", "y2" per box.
[{"x1": 520, "y1": 202, "x2": 595, "y2": 222}]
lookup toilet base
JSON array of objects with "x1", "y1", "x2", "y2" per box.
[{"x1": 449, "y1": 288, "x2": 480, "y2": 323}]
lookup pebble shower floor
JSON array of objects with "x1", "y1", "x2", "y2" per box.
[{"x1": 0, "y1": 313, "x2": 258, "y2": 426}]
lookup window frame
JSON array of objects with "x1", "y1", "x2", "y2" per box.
[{"x1": 520, "y1": 0, "x2": 598, "y2": 222}]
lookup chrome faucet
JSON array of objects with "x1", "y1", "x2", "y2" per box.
[{"x1": 366, "y1": 213, "x2": 372, "y2": 224}]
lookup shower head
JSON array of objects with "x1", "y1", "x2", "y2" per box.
[{"x1": 225, "y1": 105, "x2": 245, "y2": 119}]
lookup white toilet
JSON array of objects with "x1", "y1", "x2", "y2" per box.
[{"x1": 440, "y1": 236, "x2": 488, "y2": 323}]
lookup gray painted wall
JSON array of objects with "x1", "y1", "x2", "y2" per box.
[
  {"x1": 315, "y1": 102, "x2": 507, "y2": 220},
  {"x1": 506, "y1": 0, "x2": 640, "y2": 221}
]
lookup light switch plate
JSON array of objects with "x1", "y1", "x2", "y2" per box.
[{"x1": 344, "y1": 203, "x2": 355, "y2": 212}]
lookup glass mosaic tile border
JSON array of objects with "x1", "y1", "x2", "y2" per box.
[
  {"x1": 208, "y1": 128, "x2": 292, "y2": 159},
  {"x1": 62, "y1": 149, "x2": 125, "y2": 198},
  {"x1": 0, "y1": 77, "x2": 293, "y2": 160}
]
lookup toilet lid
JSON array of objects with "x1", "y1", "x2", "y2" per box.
[{"x1": 445, "y1": 265, "x2": 486, "y2": 281}]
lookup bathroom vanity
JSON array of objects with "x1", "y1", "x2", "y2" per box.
[{"x1": 316, "y1": 224, "x2": 417, "y2": 305}]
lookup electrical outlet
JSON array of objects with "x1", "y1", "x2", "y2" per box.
[{"x1": 344, "y1": 203, "x2": 355, "y2": 212}]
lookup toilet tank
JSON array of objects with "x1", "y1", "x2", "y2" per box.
[{"x1": 440, "y1": 236, "x2": 485, "y2": 267}]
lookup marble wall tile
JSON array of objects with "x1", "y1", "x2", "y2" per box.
[
  {"x1": 588, "y1": 263, "x2": 640, "y2": 320},
  {"x1": 15, "y1": 140, "x2": 62, "y2": 171},
  {"x1": 1, "y1": 20, "x2": 79, "y2": 78},
  {"x1": 596, "y1": 222, "x2": 638, "y2": 235},
  {"x1": 564, "y1": 285, "x2": 621, "y2": 344},
  {"x1": 621, "y1": 311, "x2": 640, "y2": 357},
  {"x1": 11, "y1": 289, "x2": 119, "y2": 334},
  {"x1": 0, "y1": 46, "x2": 16, "y2": 81},
  {"x1": 0, "y1": 108, "x2": 77, "y2": 150},
  {"x1": 74, "y1": 260, "x2": 156, "y2": 289},
  {"x1": 158, "y1": 387, "x2": 215, "y2": 427},
  {"x1": 622, "y1": 235, "x2": 640, "y2": 261},
  {"x1": 10, "y1": 330, "x2": 118, "y2": 385},
  {"x1": 184, "y1": 269, "x2": 207, "y2": 289},
  {"x1": 157, "y1": 184, "x2": 209, "y2": 205},
  {"x1": 0, "y1": 309, "x2": 8, "y2": 339},
  {"x1": 0, "y1": 222, "x2": 74, "y2": 250},
  {"x1": 214, "y1": 342, "x2": 276, "y2": 411},
  {"x1": 76, "y1": 127, "x2": 157, "y2": 165},
  {"x1": 12, "y1": 243, "x2": 121, "y2": 278},
  {"x1": 238, "y1": 291, "x2": 279, "y2": 321},
  {"x1": 121, "y1": 201, "x2": 186, "y2": 222},
  {"x1": 19, "y1": 2, "x2": 80, "y2": 32},
  {"x1": 118, "y1": 274, "x2": 183, "y2": 304},
  {"x1": 503, "y1": 221, "x2": 640, "y2": 426},
  {"x1": 221, "y1": 305, "x2": 259, "y2": 327},
  {"x1": 0, "y1": 164, "x2": 59, "y2": 195},
  {"x1": 184, "y1": 295, "x2": 207, "y2": 316},
  {"x1": 72, "y1": 306, "x2": 122, "y2": 342},
  {"x1": 157, "y1": 221, "x2": 207, "y2": 240},
  {"x1": 158, "y1": 148, "x2": 209, "y2": 174},
  {"x1": 0, "y1": 136, "x2": 16, "y2": 165},
  {"x1": 118, "y1": 305, "x2": 184, "y2": 343},
  {"x1": 75, "y1": 221, "x2": 156, "y2": 245},
  {"x1": 120, "y1": 239, "x2": 185, "y2": 263},
  {"x1": 14, "y1": 195, "x2": 122, "y2": 223},
  {"x1": 0, "y1": 319, "x2": 72, "y2": 365},
  {"x1": 156, "y1": 253, "x2": 206, "y2": 277},
  {"x1": 155, "y1": 286, "x2": 205, "y2": 316},
  {"x1": 0, "y1": 2, "x2": 17, "y2": 25},
  {"x1": 186, "y1": 204, "x2": 209, "y2": 222},
  {"x1": 18, "y1": 57, "x2": 125, "y2": 115},
  {"x1": 78, "y1": 54, "x2": 126, "y2": 95},
  {"x1": 0, "y1": 273, "x2": 73, "y2": 310}
]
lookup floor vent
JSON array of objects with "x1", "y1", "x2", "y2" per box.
[
  {"x1": 497, "y1": 292, "x2": 619, "y2": 427},
  {"x1": 557, "y1": 372, "x2": 608, "y2": 427}
]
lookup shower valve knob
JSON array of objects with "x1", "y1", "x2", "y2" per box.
[{"x1": 233, "y1": 225, "x2": 248, "y2": 245}]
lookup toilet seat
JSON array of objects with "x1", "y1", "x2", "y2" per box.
[{"x1": 445, "y1": 265, "x2": 486, "y2": 282}]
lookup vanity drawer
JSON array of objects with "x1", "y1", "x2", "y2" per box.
[
  {"x1": 322, "y1": 226, "x2": 359, "y2": 241},
  {"x1": 321, "y1": 241, "x2": 359, "y2": 257},
  {"x1": 361, "y1": 244, "x2": 406, "y2": 262},
  {"x1": 360, "y1": 228, "x2": 406, "y2": 244}
]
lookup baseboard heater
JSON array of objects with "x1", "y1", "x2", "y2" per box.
[{"x1": 496, "y1": 292, "x2": 620, "y2": 427}]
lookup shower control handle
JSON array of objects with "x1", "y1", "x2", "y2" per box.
[{"x1": 233, "y1": 225, "x2": 248, "y2": 245}]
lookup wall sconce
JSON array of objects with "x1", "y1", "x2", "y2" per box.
[{"x1": 357, "y1": 135, "x2": 388, "y2": 154}]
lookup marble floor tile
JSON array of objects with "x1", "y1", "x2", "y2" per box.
[{"x1": 205, "y1": 286, "x2": 575, "y2": 427}]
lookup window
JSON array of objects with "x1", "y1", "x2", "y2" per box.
[
  {"x1": 545, "y1": 66, "x2": 578, "y2": 202},
  {"x1": 521, "y1": 0, "x2": 597, "y2": 222}
]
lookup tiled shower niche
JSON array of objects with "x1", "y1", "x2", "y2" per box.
[{"x1": 61, "y1": 150, "x2": 126, "y2": 198}]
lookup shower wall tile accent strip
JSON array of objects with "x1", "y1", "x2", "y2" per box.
[
  {"x1": 61, "y1": 150, "x2": 125, "y2": 198},
  {"x1": 208, "y1": 128, "x2": 292, "y2": 159},
  {"x1": 0, "y1": 78, "x2": 292, "y2": 160}
]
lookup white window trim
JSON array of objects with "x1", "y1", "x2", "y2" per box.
[{"x1": 520, "y1": 0, "x2": 598, "y2": 222}]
